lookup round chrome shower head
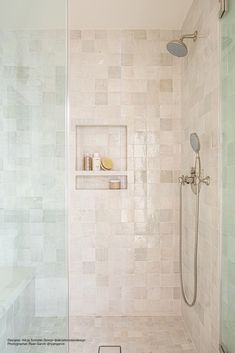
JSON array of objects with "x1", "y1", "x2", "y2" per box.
[
  {"x1": 167, "y1": 40, "x2": 188, "y2": 57},
  {"x1": 190, "y1": 133, "x2": 200, "y2": 154},
  {"x1": 167, "y1": 31, "x2": 198, "y2": 57}
]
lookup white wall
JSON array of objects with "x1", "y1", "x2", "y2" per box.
[
  {"x1": 69, "y1": 0, "x2": 193, "y2": 30},
  {"x1": 0, "y1": 0, "x2": 66, "y2": 30}
]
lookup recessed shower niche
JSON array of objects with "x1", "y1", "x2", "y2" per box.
[{"x1": 75, "y1": 124, "x2": 128, "y2": 190}]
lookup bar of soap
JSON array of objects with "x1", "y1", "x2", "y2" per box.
[{"x1": 101, "y1": 158, "x2": 113, "y2": 171}]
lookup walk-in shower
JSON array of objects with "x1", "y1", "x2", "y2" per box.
[
  {"x1": 167, "y1": 30, "x2": 198, "y2": 57},
  {"x1": 179, "y1": 133, "x2": 210, "y2": 306},
  {"x1": 0, "y1": 0, "x2": 234, "y2": 352}
]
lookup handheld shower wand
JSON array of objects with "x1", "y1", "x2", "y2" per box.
[{"x1": 178, "y1": 133, "x2": 210, "y2": 307}]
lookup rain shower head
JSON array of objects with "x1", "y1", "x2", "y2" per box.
[
  {"x1": 190, "y1": 133, "x2": 200, "y2": 154},
  {"x1": 167, "y1": 31, "x2": 198, "y2": 57},
  {"x1": 167, "y1": 40, "x2": 188, "y2": 57}
]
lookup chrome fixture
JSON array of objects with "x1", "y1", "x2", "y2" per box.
[
  {"x1": 166, "y1": 31, "x2": 198, "y2": 57},
  {"x1": 178, "y1": 133, "x2": 210, "y2": 307},
  {"x1": 219, "y1": 343, "x2": 229, "y2": 353},
  {"x1": 219, "y1": 0, "x2": 228, "y2": 19},
  {"x1": 190, "y1": 132, "x2": 200, "y2": 153},
  {"x1": 98, "y1": 346, "x2": 122, "y2": 353}
]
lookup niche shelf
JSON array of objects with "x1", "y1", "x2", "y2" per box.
[
  {"x1": 75, "y1": 124, "x2": 128, "y2": 190},
  {"x1": 76, "y1": 171, "x2": 128, "y2": 176}
]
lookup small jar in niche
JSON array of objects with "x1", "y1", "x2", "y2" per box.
[
  {"x1": 109, "y1": 179, "x2": 121, "y2": 190},
  {"x1": 83, "y1": 153, "x2": 92, "y2": 171},
  {"x1": 92, "y1": 153, "x2": 101, "y2": 171}
]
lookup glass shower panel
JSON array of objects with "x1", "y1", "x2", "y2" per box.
[
  {"x1": 0, "y1": 1, "x2": 68, "y2": 352},
  {"x1": 221, "y1": 0, "x2": 235, "y2": 352}
]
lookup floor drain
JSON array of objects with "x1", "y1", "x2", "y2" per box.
[{"x1": 98, "y1": 346, "x2": 122, "y2": 353}]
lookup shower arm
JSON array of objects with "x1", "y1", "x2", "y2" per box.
[{"x1": 180, "y1": 31, "x2": 198, "y2": 42}]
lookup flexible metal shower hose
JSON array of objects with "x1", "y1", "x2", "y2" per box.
[{"x1": 179, "y1": 182, "x2": 200, "y2": 307}]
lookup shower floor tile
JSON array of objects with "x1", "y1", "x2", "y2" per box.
[
  {"x1": 14, "y1": 317, "x2": 68, "y2": 353},
  {"x1": 14, "y1": 316, "x2": 196, "y2": 353},
  {"x1": 69, "y1": 316, "x2": 197, "y2": 353}
]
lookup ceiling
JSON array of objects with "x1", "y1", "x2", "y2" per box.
[
  {"x1": 0, "y1": 0, "x2": 193, "y2": 30},
  {"x1": 0, "y1": 0, "x2": 66, "y2": 29},
  {"x1": 69, "y1": 0, "x2": 194, "y2": 30}
]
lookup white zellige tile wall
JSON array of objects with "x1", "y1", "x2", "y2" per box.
[
  {"x1": 181, "y1": 0, "x2": 221, "y2": 352},
  {"x1": 69, "y1": 29, "x2": 182, "y2": 316},
  {"x1": 0, "y1": 30, "x2": 67, "y2": 317}
]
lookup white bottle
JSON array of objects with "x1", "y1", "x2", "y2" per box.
[{"x1": 92, "y1": 153, "x2": 101, "y2": 171}]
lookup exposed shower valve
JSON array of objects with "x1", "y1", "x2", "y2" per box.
[
  {"x1": 191, "y1": 167, "x2": 196, "y2": 175},
  {"x1": 184, "y1": 175, "x2": 195, "y2": 185},
  {"x1": 182, "y1": 167, "x2": 197, "y2": 185},
  {"x1": 200, "y1": 176, "x2": 210, "y2": 186},
  {"x1": 178, "y1": 174, "x2": 194, "y2": 185},
  {"x1": 178, "y1": 171, "x2": 210, "y2": 187},
  {"x1": 178, "y1": 175, "x2": 185, "y2": 185}
]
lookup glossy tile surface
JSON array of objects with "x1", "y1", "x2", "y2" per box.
[
  {"x1": 69, "y1": 316, "x2": 197, "y2": 353},
  {"x1": 181, "y1": 0, "x2": 220, "y2": 352},
  {"x1": 69, "y1": 29, "x2": 182, "y2": 317},
  {"x1": 15, "y1": 318, "x2": 68, "y2": 353}
]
